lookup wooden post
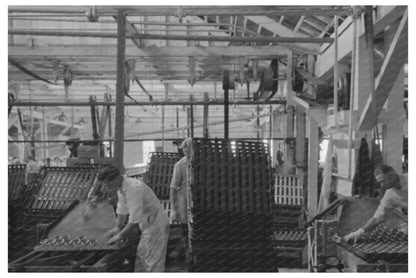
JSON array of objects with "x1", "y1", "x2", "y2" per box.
[
  {"x1": 285, "y1": 106, "x2": 294, "y2": 164},
  {"x1": 114, "y1": 9, "x2": 126, "y2": 169},
  {"x1": 223, "y1": 71, "x2": 229, "y2": 139},
  {"x1": 189, "y1": 95, "x2": 194, "y2": 137},
  {"x1": 203, "y1": 92, "x2": 209, "y2": 138},
  {"x1": 385, "y1": 68, "x2": 405, "y2": 173},
  {"x1": 307, "y1": 117, "x2": 319, "y2": 218},
  {"x1": 334, "y1": 15, "x2": 339, "y2": 128},
  {"x1": 364, "y1": 7, "x2": 376, "y2": 129},
  {"x1": 256, "y1": 104, "x2": 260, "y2": 141},
  {"x1": 41, "y1": 107, "x2": 48, "y2": 161},
  {"x1": 176, "y1": 107, "x2": 180, "y2": 138},
  {"x1": 296, "y1": 110, "x2": 306, "y2": 172},
  {"x1": 187, "y1": 107, "x2": 190, "y2": 137}
]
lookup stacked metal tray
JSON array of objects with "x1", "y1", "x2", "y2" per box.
[
  {"x1": 22, "y1": 167, "x2": 98, "y2": 220},
  {"x1": 8, "y1": 164, "x2": 27, "y2": 203},
  {"x1": 188, "y1": 138, "x2": 275, "y2": 272},
  {"x1": 144, "y1": 152, "x2": 181, "y2": 199}
]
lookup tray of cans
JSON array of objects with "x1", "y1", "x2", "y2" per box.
[
  {"x1": 34, "y1": 235, "x2": 120, "y2": 251},
  {"x1": 332, "y1": 225, "x2": 408, "y2": 263}
]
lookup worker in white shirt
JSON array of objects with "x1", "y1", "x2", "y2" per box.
[
  {"x1": 170, "y1": 138, "x2": 193, "y2": 226},
  {"x1": 98, "y1": 165, "x2": 170, "y2": 272},
  {"x1": 344, "y1": 164, "x2": 408, "y2": 243}
]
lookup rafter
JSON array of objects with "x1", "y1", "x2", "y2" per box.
[
  {"x1": 245, "y1": 16, "x2": 320, "y2": 53},
  {"x1": 358, "y1": 9, "x2": 407, "y2": 131},
  {"x1": 315, "y1": 6, "x2": 407, "y2": 80},
  {"x1": 294, "y1": 16, "x2": 305, "y2": 34},
  {"x1": 8, "y1": 6, "x2": 353, "y2": 17},
  {"x1": 9, "y1": 28, "x2": 333, "y2": 43},
  {"x1": 9, "y1": 45, "x2": 296, "y2": 59}
]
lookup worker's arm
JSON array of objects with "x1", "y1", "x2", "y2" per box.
[
  {"x1": 117, "y1": 222, "x2": 139, "y2": 239},
  {"x1": 362, "y1": 216, "x2": 382, "y2": 232},
  {"x1": 104, "y1": 213, "x2": 127, "y2": 240},
  {"x1": 344, "y1": 192, "x2": 392, "y2": 243},
  {"x1": 116, "y1": 214, "x2": 128, "y2": 231},
  {"x1": 107, "y1": 221, "x2": 139, "y2": 244}
]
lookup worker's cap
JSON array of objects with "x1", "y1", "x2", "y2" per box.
[{"x1": 180, "y1": 138, "x2": 192, "y2": 149}]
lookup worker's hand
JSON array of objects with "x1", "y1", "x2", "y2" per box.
[
  {"x1": 104, "y1": 227, "x2": 120, "y2": 240},
  {"x1": 343, "y1": 228, "x2": 365, "y2": 243},
  {"x1": 107, "y1": 233, "x2": 122, "y2": 245}
]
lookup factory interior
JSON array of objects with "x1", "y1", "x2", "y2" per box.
[{"x1": 7, "y1": 5, "x2": 409, "y2": 273}]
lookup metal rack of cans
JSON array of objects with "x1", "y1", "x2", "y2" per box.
[
  {"x1": 11, "y1": 167, "x2": 99, "y2": 258},
  {"x1": 8, "y1": 206, "x2": 139, "y2": 272},
  {"x1": 144, "y1": 152, "x2": 181, "y2": 199},
  {"x1": 333, "y1": 226, "x2": 408, "y2": 268},
  {"x1": 187, "y1": 138, "x2": 276, "y2": 272}
]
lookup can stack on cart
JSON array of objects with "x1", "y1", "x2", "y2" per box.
[{"x1": 188, "y1": 138, "x2": 275, "y2": 272}]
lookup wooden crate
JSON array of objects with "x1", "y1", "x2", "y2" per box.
[{"x1": 274, "y1": 175, "x2": 303, "y2": 206}]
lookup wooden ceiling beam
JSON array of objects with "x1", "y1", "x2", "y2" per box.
[
  {"x1": 294, "y1": 16, "x2": 305, "y2": 34},
  {"x1": 315, "y1": 6, "x2": 407, "y2": 80},
  {"x1": 9, "y1": 6, "x2": 353, "y2": 17},
  {"x1": 9, "y1": 99, "x2": 286, "y2": 107},
  {"x1": 9, "y1": 45, "x2": 296, "y2": 58},
  {"x1": 245, "y1": 15, "x2": 320, "y2": 53},
  {"x1": 9, "y1": 28, "x2": 334, "y2": 43}
]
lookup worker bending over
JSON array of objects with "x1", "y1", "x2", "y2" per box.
[
  {"x1": 98, "y1": 165, "x2": 169, "y2": 272},
  {"x1": 344, "y1": 164, "x2": 408, "y2": 242}
]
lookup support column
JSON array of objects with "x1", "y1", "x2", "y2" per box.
[
  {"x1": 285, "y1": 106, "x2": 295, "y2": 165},
  {"x1": 189, "y1": 95, "x2": 194, "y2": 137},
  {"x1": 223, "y1": 71, "x2": 230, "y2": 139},
  {"x1": 203, "y1": 92, "x2": 209, "y2": 138},
  {"x1": 307, "y1": 117, "x2": 319, "y2": 218},
  {"x1": 114, "y1": 9, "x2": 126, "y2": 169},
  {"x1": 41, "y1": 107, "x2": 48, "y2": 161},
  {"x1": 296, "y1": 111, "x2": 306, "y2": 173},
  {"x1": 385, "y1": 68, "x2": 405, "y2": 173},
  {"x1": 271, "y1": 109, "x2": 281, "y2": 167}
]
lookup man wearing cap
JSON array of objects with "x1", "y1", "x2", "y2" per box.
[
  {"x1": 98, "y1": 165, "x2": 169, "y2": 272},
  {"x1": 170, "y1": 138, "x2": 193, "y2": 226}
]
